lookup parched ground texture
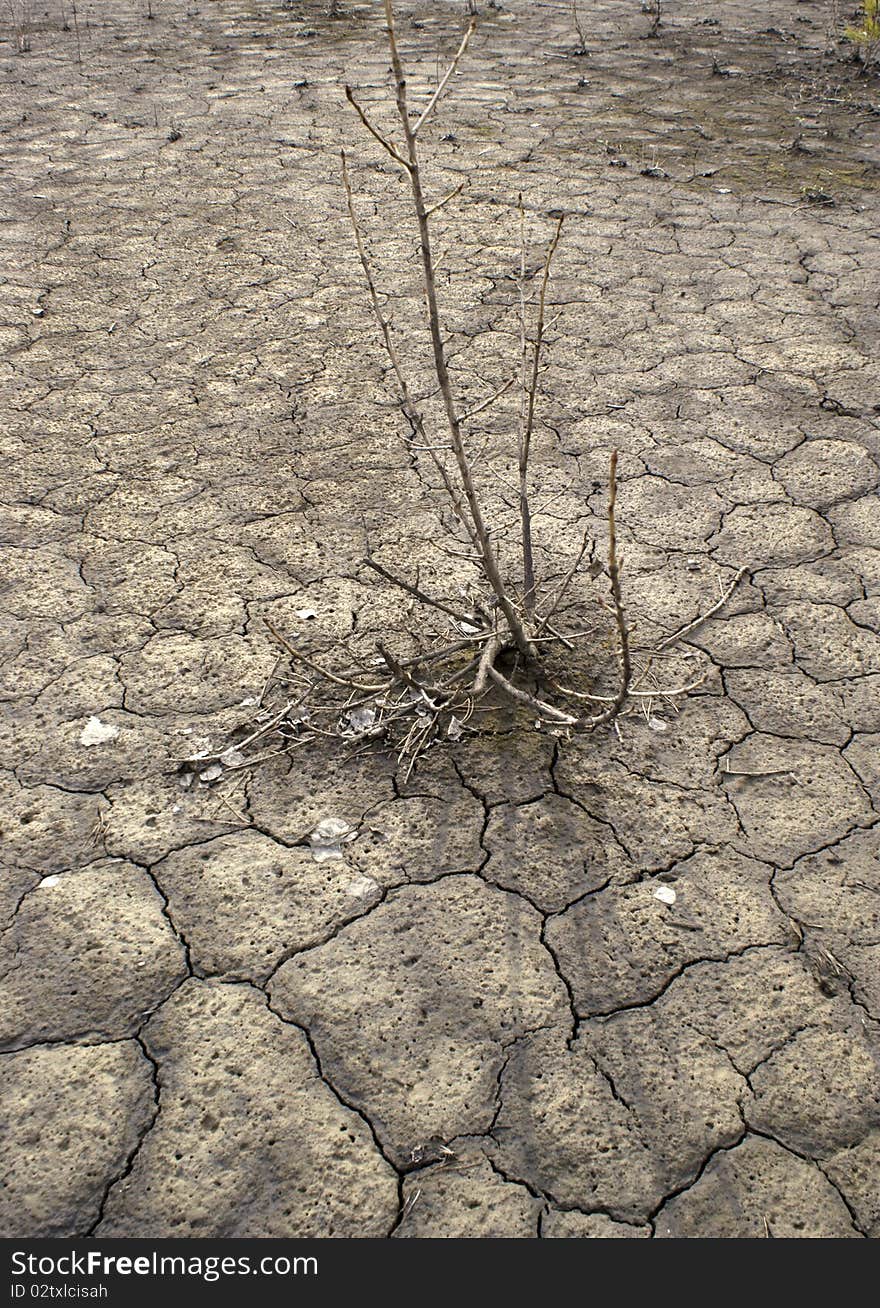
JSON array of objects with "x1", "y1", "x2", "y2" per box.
[{"x1": 1, "y1": 0, "x2": 879, "y2": 1239}]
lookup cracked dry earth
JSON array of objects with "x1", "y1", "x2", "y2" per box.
[{"x1": 1, "y1": 0, "x2": 879, "y2": 1241}]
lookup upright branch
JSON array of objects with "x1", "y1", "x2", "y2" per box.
[
  {"x1": 340, "y1": 149, "x2": 480, "y2": 552},
  {"x1": 412, "y1": 18, "x2": 475, "y2": 135},
  {"x1": 518, "y1": 207, "x2": 563, "y2": 618},
  {"x1": 379, "y1": 0, "x2": 535, "y2": 661},
  {"x1": 571, "y1": 1, "x2": 588, "y2": 55},
  {"x1": 584, "y1": 450, "x2": 631, "y2": 726}
]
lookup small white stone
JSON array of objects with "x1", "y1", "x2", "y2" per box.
[
  {"x1": 309, "y1": 817, "x2": 354, "y2": 863},
  {"x1": 79, "y1": 717, "x2": 120, "y2": 747},
  {"x1": 346, "y1": 875, "x2": 380, "y2": 900},
  {"x1": 653, "y1": 884, "x2": 677, "y2": 906}
]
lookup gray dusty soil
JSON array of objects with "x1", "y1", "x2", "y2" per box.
[{"x1": 1, "y1": 0, "x2": 879, "y2": 1238}]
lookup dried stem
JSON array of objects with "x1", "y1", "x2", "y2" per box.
[
  {"x1": 519, "y1": 209, "x2": 564, "y2": 618},
  {"x1": 379, "y1": 0, "x2": 535, "y2": 661},
  {"x1": 343, "y1": 86, "x2": 410, "y2": 169},
  {"x1": 657, "y1": 565, "x2": 748, "y2": 651},
  {"x1": 537, "y1": 526, "x2": 594, "y2": 632},
  {"x1": 473, "y1": 633, "x2": 503, "y2": 695},
  {"x1": 584, "y1": 450, "x2": 631, "y2": 727},
  {"x1": 340, "y1": 150, "x2": 480, "y2": 551},
  {"x1": 263, "y1": 619, "x2": 384, "y2": 692},
  {"x1": 412, "y1": 18, "x2": 476, "y2": 135},
  {"x1": 571, "y1": 1, "x2": 588, "y2": 54},
  {"x1": 363, "y1": 555, "x2": 480, "y2": 628}
]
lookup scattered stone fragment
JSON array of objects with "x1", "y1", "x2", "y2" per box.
[
  {"x1": 308, "y1": 816, "x2": 354, "y2": 862},
  {"x1": 79, "y1": 716, "x2": 121, "y2": 747}
]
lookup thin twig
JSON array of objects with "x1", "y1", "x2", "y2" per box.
[
  {"x1": 460, "y1": 375, "x2": 516, "y2": 422},
  {"x1": 341, "y1": 150, "x2": 481, "y2": 552},
  {"x1": 537, "y1": 526, "x2": 593, "y2": 632},
  {"x1": 486, "y1": 663, "x2": 577, "y2": 724},
  {"x1": 412, "y1": 18, "x2": 476, "y2": 136},
  {"x1": 425, "y1": 181, "x2": 466, "y2": 217},
  {"x1": 584, "y1": 450, "x2": 631, "y2": 728},
  {"x1": 344, "y1": 86, "x2": 411, "y2": 170},
  {"x1": 382, "y1": 0, "x2": 535, "y2": 662},
  {"x1": 656, "y1": 566, "x2": 748, "y2": 650},
  {"x1": 363, "y1": 555, "x2": 480, "y2": 627},
  {"x1": 264, "y1": 618, "x2": 386, "y2": 692},
  {"x1": 519, "y1": 210, "x2": 564, "y2": 618}
]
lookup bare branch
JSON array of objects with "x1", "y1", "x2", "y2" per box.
[
  {"x1": 425, "y1": 181, "x2": 466, "y2": 218},
  {"x1": 656, "y1": 565, "x2": 749, "y2": 650},
  {"x1": 518, "y1": 209, "x2": 564, "y2": 618},
  {"x1": 382, "y1": 0, "x2": 535, "y2": 662},
  {"x1": 461, "y1": 374, "x2": 516, "y2": 422},
  {"x1": 340, "y1": 150, "x2": 481, "y2": 552},
  {"x1": 363, "y1": 555, "x2": 482, "y2": 627},
  {"x1": 486, "y1": 663, "x2": 577, "y2": 725},
  {"x1": 537, "y1": 526, "x2": 593, "y2": 632},
  {"x1": 584, "y1": 450, "x2": 631, "y2": 727},
  {"x1": 473, "y1": 632, "x2": 504, "y2": 695},
  {"x1": 412, "y1": 18, "x2": 476, "y2": 136},
  {"x1": 264, "y1": 618, "x2": 385, "y2": 692},
  {"x1": 344, "y1": 85, "x2": 411, "y2": 170}
]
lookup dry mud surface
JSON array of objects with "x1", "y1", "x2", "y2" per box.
[{"x1": 1, "y1": 0, "x2": 879, "y2": 1239}]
